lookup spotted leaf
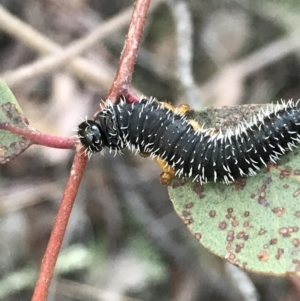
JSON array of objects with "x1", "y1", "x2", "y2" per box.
[
  {"x1": 168, "y1": 105, "x2": 300, "y2": 276},
  {"x1": 0, "y1": 80, "x2": 31, "y2": 164}
]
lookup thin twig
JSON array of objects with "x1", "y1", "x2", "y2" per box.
[
  {"x1": 1, "y1": 7, "x2": 134, "y2": 87},
  {"x1": 226, "y1": 263, "x2": 259, "y2": 301},
  {"x1": 290, "y1": 275, "x2": 300, "y2": 299},
  {"x1": 166, "y1": 0, "x2": 201, "y2": 107},
  {"x1": 0, "y1": 182, "x2": 60, "y2": 215},
  {"x1": 106, "y1": 0, "x2": 152, "y2": 103},
  {"x1": 53, "y1": 278, "x2": 142, "y2": 301},
  {"x1": 0, "y1": 2, "x2": 160, "y2": 90},
  {"x1": 238, "y1": 34, "x2": 300, "y2": 77},
  {"x1": 0, "y1": 5, "x2": 131, "y2": 88},
  {"x1": 201, "y1": 33, "x2": 300, "y2": 105}
]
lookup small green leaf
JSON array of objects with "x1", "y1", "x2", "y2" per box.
[
  {"x1": 0, "y1": 80, "x2": 31, "y2": 163},
  {"x1": 168, "y1": 105, "x2": 300, "y2": 276}
]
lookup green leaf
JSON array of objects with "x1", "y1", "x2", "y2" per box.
[
  {"x1": 0, "y1": 80, "x2": 31, "y2": 163},
  {"x1": 168, "y1": 105, "x2": 300, "y2": 276}
]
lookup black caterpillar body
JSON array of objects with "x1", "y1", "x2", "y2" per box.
[{"x1": 77, "y1": 98, "x2": 300, "y2": 184}]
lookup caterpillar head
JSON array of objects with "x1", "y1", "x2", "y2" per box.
[{"x1": 77, "y1": 120, "x2": 104, "y2": 154}]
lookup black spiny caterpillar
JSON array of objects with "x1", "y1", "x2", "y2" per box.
[{"x1": 77, "y1": 98, "x2": 300, "y2": 184}]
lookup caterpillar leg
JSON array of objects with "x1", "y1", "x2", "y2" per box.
[
  {"x1": 186, "y1": 113, "x2": 218, "y2": 134},
  {"x1": 139, "y1": 152, "x2": 150, "y2": 158},
  {"x1": 160, "y1": 102, "x2": 190, "y2": 115},
  {"x1": 139, "y1": 152, "x2": 174, "y2": 184},
  {"x1": 175, "y1": 104, "x2": 190, "y2": 115},
  {"x1": 156, "y1": 157, "x2": 176, "y2": 185},
  {"x1": 188, "y1": 119, "x2": 202, "y2": 131},
  {"x1": 160, "y1": 101, "x2": 204, "y2": 132}
]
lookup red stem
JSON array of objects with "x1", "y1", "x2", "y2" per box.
[
  {"x1": 31, "y1": 0, "x2": 152, "y2": 300},
  {"x1": 0, "y1": 123, "x2": 75, "y2": 149},
  {"x1": 106, "y1": 0, "x2": 151, "y2": 103},
  {"x1": 31, "y1": 152, "x2": 87, "y2": 301}
]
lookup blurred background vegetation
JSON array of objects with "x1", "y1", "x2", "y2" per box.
[{"x1": 0, "y1": 0, "x2": 300, "y2": 300}]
